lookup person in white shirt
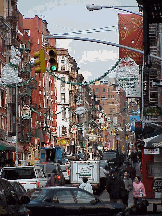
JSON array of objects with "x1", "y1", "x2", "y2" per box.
[{"x1": 79, "y1": 177, "x2": 93, "y2": 194}]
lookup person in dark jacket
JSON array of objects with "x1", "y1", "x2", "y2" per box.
[
  {"x1": 126, "y1": 163, "x2": 136, "y2": 182},
  {"x1": 106, "y1": 169, "x2": 125, "y2": 203},
  {"x1": 122, "y1": 171, "x2": 133, "y2": 207},
  {"x1": 46, "y1": 170, "x2": 57, "y2": 186},
  {"x1": 46, "y1": 169, "x2": 65, "y2": 186}
]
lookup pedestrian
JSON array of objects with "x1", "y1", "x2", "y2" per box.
[
  {"x1": 126, "y1": 163, "x2": 136, "y2": 182},
  {"x1": 46, "y1": 169, "x2": 57, "y2": 186},
  {"x1": 133, "y1": 176, "x2": 146, "y2": 206},
  {"x1": 122, "y1": 171, "x2": 133, "y2": 207},
  {"x1": 130, "y1": 150, "x2": 138, "y2": 170},
  {"x1": 79, "y1": 177, "x2": 93, "y2": 194},
  {"x1": 106, "y1": 169, "x2": 125, "y2": 204}
]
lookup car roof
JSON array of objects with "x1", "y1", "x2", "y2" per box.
[
  {"x1": 43, "y1": 186, "x2": 77, "y2": 190},
  {"x1": 2, "y1": 166, "x2": 34, "y2": 169}
]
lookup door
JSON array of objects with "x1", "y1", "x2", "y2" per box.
[{"x1": 72, "y1": 189, "x2": 107, "y2": 216}]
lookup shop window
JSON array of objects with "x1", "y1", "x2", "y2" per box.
[{"x1": 147, "y1": 162, "x2": 162, "y2": 178}]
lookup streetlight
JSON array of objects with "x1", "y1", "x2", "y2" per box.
[
  {"x1": 116, "y1": 133, "x2": 120, "y2": 154},
  {"x1": 116, "y1": 133, "x2": 120, "y2": 168},
  {"x1": 86, "y1": 4, "x2": 141, "y2": 16},
  {"x1": 0, "y1": 46, "x2": 22, "y2": 167}
]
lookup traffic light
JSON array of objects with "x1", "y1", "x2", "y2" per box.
[
  {"x1": 33, "y1": 49, "x2": 46, "y2": 73},
  {"x1": 49, "y1": 49, "x2": 58, "y2": 71}
]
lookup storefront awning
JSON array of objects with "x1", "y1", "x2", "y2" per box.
[
  {"x1": 144, "y1": 134, "x2": 162, "y2": 148},
  {"x1": 0, "y1": 141, "x2": 15, "y2": 151}
]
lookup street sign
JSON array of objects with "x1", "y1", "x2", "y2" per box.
[
  {"x1": 144, "y1": 148, "x2": 159, "y2": 155},
  {"x1": 153, "y1": 178, "x2": 162, "y2": 192}
]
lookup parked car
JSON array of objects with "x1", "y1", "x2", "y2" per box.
[
  {"x1": 0, "y1": 166, "x2": 47, "y2": 191},
  {"x1": 0, "y1": 178, "x2": 30, "y2": 216},
  {"x1": 25, "y1": 188, "x2": 42, "y2": 201},
  {"x1": 60, "y1": 165, "x2": 70, "y2": 183},
  {"x1": 26, "y1": 186, "x2": 125, "y2": 216},
  {"x1": 10, "y1": 181, "x2": 26, "y2": 198}
]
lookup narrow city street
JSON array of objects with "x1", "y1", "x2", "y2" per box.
[{"x1": 0, "y1": 0, "x2": 162, "y2": 216}]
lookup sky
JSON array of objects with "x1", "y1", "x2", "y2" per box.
[{"x1": 17, "y1": 0, "x2": 139, "y2": 82}]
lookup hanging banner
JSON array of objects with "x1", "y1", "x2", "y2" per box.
[
  {"x1": 118, "y1": 13, "x2": 143, "y2": 65},
  {"x1": 130, "y1": 116, "x2": 140, "y2": 131},
  {"x1": 115, "y1": 57, "x2": 141, "y2": 98}
]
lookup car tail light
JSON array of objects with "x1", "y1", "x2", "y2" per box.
[
  {"x1": 57, "y1": 175, "x2": 61, "y2": 180},
  {"x1": 36, "y1": 181, "x2": 40, "y2": 187},
  {"x1": 66, "y1": 167, "x2": 69, "y2": 175}
]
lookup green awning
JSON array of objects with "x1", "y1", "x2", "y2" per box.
[
  {"x1": 0, "y1": 141, "x2": 15, "y2": 151},
  {"x1": 0, "y1": 145, "x2": 6, "y2": 151}
]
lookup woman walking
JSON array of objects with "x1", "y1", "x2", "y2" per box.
[{"x1": 133, "y1": 176, "x2": 146, "y2": 206}]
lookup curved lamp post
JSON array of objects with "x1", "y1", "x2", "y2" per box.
[{"x1": 86, "y1": 4, "x2": 141, "y2": 16}]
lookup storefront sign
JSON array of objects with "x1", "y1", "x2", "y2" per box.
[
  {"x1": 153, "y1": 178, "x2": 162, "y2": 192},
  {"x1": 144, "y1": 148, "x2": 159, "y2": 154},
  {"x1": 152, "y1": 143, "x2": 162, "y2": 148},
  {"x1": 144, "y1": 142, "x2": 162, "y2": 148}
]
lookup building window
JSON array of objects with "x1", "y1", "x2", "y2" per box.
[
  {"x1": 61, "y1": 77, "x2": 65, "y2": 87},
  {"x1": 24, "y1": 29, "x2": 30, "y2": 37},
  {"x1": 61, "y1": 65, "x2": 65, "y2": 70},
  {"x1": 62, "y1": 126, "x2": 66, "y2": 135},
  {"x1": 61, "y1": 93, "x2": 65, "y2": 103},
  {"x1": 110, "y1": 108, "x2": 115, "y2": 113},
  {"x1": 96, "y1": 88, "x2": 98, "y2": 93},
  {"x1": 62, "y1": 110, "x2": 66, "y2": 120},
  {"x1": 103, "y1": 88, "x2": 105, "y2": 92}
]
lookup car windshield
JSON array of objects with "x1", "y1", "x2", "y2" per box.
[
  {"x1": 100, "y1": 161, "x2": 107, "y2": 169},
  {"x1": 33, "y1": 188, "x2": 96, "y2": 204},
  {"x1": 60, "y1": 166, "x2": 66, "y2": 172},
  {"x1": 102, "y1": 152, "x2": 116, "y2": 160},
  {"x1": 44, "y1": 164, "x2": 57, "y2": 175},
  {"x1": 1, "y1": 168, "x2": 36, "y2": 180},
  {"x1": 33, "y1": 189, "x2": 50, "y2": 201}
]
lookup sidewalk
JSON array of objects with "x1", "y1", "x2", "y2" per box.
[
  {"x1": 128, "y1": 191, "x2": 162, "y2": 212},
  {"x1": 99, "y1": 189, "x2": 162, "y2": 213}
]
